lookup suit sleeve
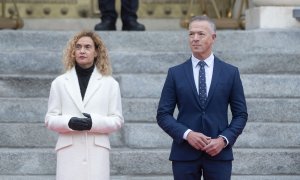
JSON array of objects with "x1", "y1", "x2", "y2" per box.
[
  {"x1": 156, "y1": 69, "x2": 188, "y2": 144},
  {"x1": 45, "y1": 79, "x2": 73, "y2": 133},
  {"x1": 89, "y1": 81, "x2": 124, "y2": 134},
  {"x1": 221, "y1": 68, "x2": 248, "y2": 146}
]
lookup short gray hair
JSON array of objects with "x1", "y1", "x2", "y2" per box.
[{"x1": 189, "y1": 15, "x2": 216, "y2": 33}]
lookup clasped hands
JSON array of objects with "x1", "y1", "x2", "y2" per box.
[
  {"x1": 68, "y1": 113, "x2": 92, "y2": 131},
  {"x1": 186, "y1": 131, "x2": 225, "y2": 157}
]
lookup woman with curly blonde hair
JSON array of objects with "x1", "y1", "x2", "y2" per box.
[
  {"x1": 63, "y1": 31, "x2": 112, "y2": 75},
  {"x1": 45, "y1": 31, "x2": 124, "y2": 180}
]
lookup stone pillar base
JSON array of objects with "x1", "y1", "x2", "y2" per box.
[{"x1": 246, "y1": 6, "x2": 300, "y2": 29}]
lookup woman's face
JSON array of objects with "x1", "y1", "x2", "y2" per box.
[{"x1": 74, "y1": 36, "x2": 97, "y2": 69}]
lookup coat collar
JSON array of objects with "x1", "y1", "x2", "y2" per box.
[
  {"x1": 64, "y1": 67, "x2": 103, "y2": 112},
  {"x1": 206, "y1": 57, "x2": 223, "y2": 107},
  {"x1": 184, "y1": 59, "x2": 202, "y2": 108},
  {"x1": 83, "y1": 68, "x2": 103, "y2": 106}
]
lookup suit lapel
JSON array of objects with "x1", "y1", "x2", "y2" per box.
[
  {"x1": 206, "y1": 57, "x2": 223, "y2": 106},
  {"x1": 184, "y1": 59, "x2": 202, "y2": 108},
  {"x1": 64, "y1": 68, "x2": 84, "y2": 112},
  {"x1": 83, "y1": 68, "x2": 103, "y2": 106}
]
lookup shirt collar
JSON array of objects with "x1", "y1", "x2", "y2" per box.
[{"x1": 191, "y1": 53, "x2": 214, "y2": 68}]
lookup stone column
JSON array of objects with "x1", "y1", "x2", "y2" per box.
[{"x1": 246, "y1": 0, "x2": 300, "y2": 29}]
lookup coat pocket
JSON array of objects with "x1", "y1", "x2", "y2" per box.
[
  {"x1": 55, "y1": 134, "x2": 73, "y2": 151},
  {"x1": 94, "y1": 134, "x2": 111, "y2": 150}
]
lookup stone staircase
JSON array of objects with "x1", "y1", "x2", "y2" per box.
[{"x1": 0, "y1": 30, "x2": 300, "y2": 180}]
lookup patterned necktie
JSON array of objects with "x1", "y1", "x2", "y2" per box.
[{"x1": 198, "y1": 61, "x2": 207, "y2": 108}]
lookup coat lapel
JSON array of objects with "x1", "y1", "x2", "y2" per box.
[
  {"x1": 83, "y1": 68, "x2": 103, "y2": 106},
  {"x1": 184, "y1": 59, "x2": 202, "y2": 108},
  {"x1": 206, "y1": 57, "x2": 223, "y2": 106},
  {"x1": 64, "y1": 68, "x2": 84, "y2": 112}
]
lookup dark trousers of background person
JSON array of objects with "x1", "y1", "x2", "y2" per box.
[
  {"x1": 96, "y1": 0, "x2": 145, "y2": 31},
  {"x1": 98, "y1": 0, "x2": 138, "y2": 24}
]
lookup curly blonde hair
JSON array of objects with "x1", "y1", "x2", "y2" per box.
[{"x1": 62, "y1": 31, "x2": 112, "y2": 75}]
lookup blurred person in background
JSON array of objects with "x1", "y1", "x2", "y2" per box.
[{"x1": 94, "y1": 0, "x2": 145, "y2": 31}]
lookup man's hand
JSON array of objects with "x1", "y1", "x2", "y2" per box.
[
  {"x1": 202, "y1": 137, "x2": 225, "y2": 156},
  {"x1": 186, "y1": 131, "x2": 211, "y2": 150}
]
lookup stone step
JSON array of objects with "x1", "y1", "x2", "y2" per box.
[
  {"x1": 0, "y1": 123, "x2": 122, "y2": 148},
  {"x1": 0, "y1": 122, "x2": 299, "y2": 149},
  {"x1": 123, "y1": 122, "x2": 300, "y2": 149},
  {"x1": 0, "y1": 29, "x2": 299, "y2": 179},
  {"x1": 0, "y1": 148, "x2": 299, "y2": 175},
  {"x1": 120, "y1": 74, "x2": 300, "y2": 98},
  {"x1": 0, "y1": 175, "x2": 300, "y2": 180},
  {"x1": 113, "y1": 51, "x2": 300, "y2": 74},
  {"x1": 1, "y1": 51, "x2": 300, "y2": 75},
  {"x1": 21, "y1": 18, "x2": 184, "y2": 31},
  {"x1": 0, "y1": 30, "x2": 299, "y2": 53},
  {"x1": 1, "y1": 98, "x2": 299, "y2": 124},
  {"x1": 1, "y1": 74, "x2": 300, "y2": 98}
]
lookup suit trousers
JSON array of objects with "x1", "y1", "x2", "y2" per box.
[
  {"x1": 172, "y1": 156, "x2": 232, "y2": 180},
  {"x1": 98, "y1": 0, "x2": 138, "y2": 23}
]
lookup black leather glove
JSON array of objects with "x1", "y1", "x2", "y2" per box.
[
  {"x1": 83, "y1": 113, "x2": 91, "y2": 119},
  {"x1": 68, "y1": 116, "x2": 92, "y2": 131}
]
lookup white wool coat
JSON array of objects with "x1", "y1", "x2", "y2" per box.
[{"x1": 45, "y1": 67, "x2": 124, "y2": 180}]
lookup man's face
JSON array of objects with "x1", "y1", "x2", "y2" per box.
[
  {"x1": 75, "y1": 36, "x2": 97, "y2": 69},
  {"x1": 189, "y1": 21, "x2": 216, "y2": 60}
]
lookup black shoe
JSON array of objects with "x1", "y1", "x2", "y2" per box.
[
  {"x1": 122, "y1": 20, "x2": 145, "y2": 31},
  {"x1": 94, "y1": 20, "x2": 116, "y2": 31}
]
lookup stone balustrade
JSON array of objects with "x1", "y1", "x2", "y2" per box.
[{"x1": 246, "y1": 0, "x2": 300, "y2": 29}]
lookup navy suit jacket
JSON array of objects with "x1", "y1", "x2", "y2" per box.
[{"x1": 157, "y1": 56, "x2": 248, "y2": 161}]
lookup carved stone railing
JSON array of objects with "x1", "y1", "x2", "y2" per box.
[
  {"x1": 0, "y1": 0, "x2": 23, "y2": 29},
  {"x1": 180, "y1": 0, "x2": 250, "y2": 29},
  {"x1": 1, "y1": 0, "x2": 247, "y2": 21},
  {"x1": 246, "y1": 0, "x2": 300, "y2": 29}
]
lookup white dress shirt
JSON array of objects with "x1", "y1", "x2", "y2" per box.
[{"x1": 192, "y1": 53, "x2": 214, "y2": 96}]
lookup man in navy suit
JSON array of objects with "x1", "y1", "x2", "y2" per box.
[{"x1": 156, "y1": 15, "x2": 248, "y2": 180}]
